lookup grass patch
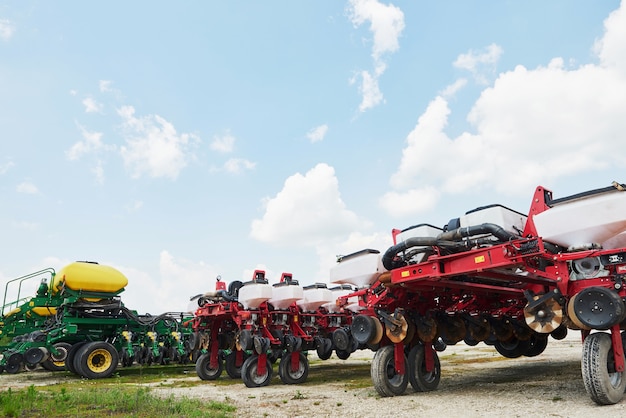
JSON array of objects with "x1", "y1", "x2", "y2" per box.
[{"x1": 0, "y1": 384, "x2": 235, "y2": 418}]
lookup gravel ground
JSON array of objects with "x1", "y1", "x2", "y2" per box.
[{"x1": 2, "y1": 332, "x2": 626, "y2": 417}]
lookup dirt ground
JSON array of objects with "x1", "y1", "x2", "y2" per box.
[{"x1": 3, "y1": 332, "x2": 626, "y2": 418}]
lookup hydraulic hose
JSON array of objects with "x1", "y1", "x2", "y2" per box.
[{"x1": 382, "y1": 223, "x2": 519, "y2": 270}]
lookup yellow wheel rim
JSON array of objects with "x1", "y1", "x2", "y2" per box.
[{"x1": 87, "y1": 348, "x2": 113, "y2": 373}]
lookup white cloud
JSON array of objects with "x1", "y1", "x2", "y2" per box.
[
  {"x1": 210, "y1": 132, "x2": 235, "y2": 153},
  {"x1": 347, "y1": 0, "x2": 405, "y2": 112},
  {"x1": 306, "y1": 124, "x2": 329, "y2": 143},
  {"x1": 92, "y1": 160, "x2": 105, "y2": 185},
  {"x1": 440, "y1": 78, "x2": 468, "y2": 99},
  {"x1": 82, "y1": 97, "x2": 103, "y2": 113},
  {"x1": 595, "y1": 3, "x2": 626, "y2": 74},
  {"x1": 454, "y1": 43, "x2": 503, "y2": 85},
  {"x1": 66, "y1": 124, "x2": 106, "y2": 160},
  {"x1": 348, "y1": 0, "x2": 405, "y2": 60},
  {"x1": 379, "y1": 187, "x2": 441, "y2": 218},
  {"x1": 118, "y1": 105, "x2": 199, "y2": 179},
  {"x1": 0, "y1": 161, "x2": 15, "y2": 175},
  {"x1": 0, "y1": 19, "x2": 15, "y2": 41},
  {"x1": 356, "y1": 70, "x2": 384, "y2": 112},
  {"x1": 16, "y1": 181, "x2": 38, "y2": 194},
  {"x1": 119, "y1": 251, "x2": 220, "y2": 313},
  {"x1": 250, "y1": 163, "x2": 368, "y2": 246},
  {"x1": 384, "y1": 1, "x2": 626, "y2": 217},
  {"x1": 99, "y1": 80, "x2": 113, "y2": 92},
  {"x1": 224, "y1": 158, "x2": 256, "y2": 174}
]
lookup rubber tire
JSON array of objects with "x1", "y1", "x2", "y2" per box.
[
  {"x1": 196, "y1": 352, "x2": 223, "y2": 380},
  {"x1": 335, "y1": 349, "x2": 351, "y2": 360},
  {"x1": 524, "y1": 334, "x2": 549, "y2": 357},
  {"x1": 371, "y1": 345, "x2": 408, "y2": 397},
  {"x1": 581, "y1": 332, "x2": 626, "y2": 405},
  {"x1": 494, "y1": 338, "x2": 531, "y2": 359},
  {"x1": 65, "y1": 342, "x2": 87, "y2": 375},
  {"x1": 225, "y1": 351, "x2": 248, "y2": 379},
  {"x1": 278, "y1": 352, "x2": 309, "y2": 384},
  {"x1": 407, "y1": 344, "x2": 441, "y2": 392},
  {"x1": 75, "y1": 342, "x2": 119, "y2": 379},
  {"x1": 4, "y1": 362, "x2": 21, "y2": 374},
  {"x1": 241, "y1": 355, "x2": 273, "y2": 388},
  {"x1": 316, "y1": 338, "x2": 333, "y2": 360},
  {"x1": 41, "y1": 342, "x2": 72, "y2": 372}
]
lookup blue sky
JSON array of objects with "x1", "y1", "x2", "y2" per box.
[{"x1": 2, "y1": 1, "x2": 625, "y2": 314}]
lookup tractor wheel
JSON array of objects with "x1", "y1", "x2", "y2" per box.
[
  {"x1": 65, "y1": 342, "x2": 87, "y2": 375},
  {"x1": 196, "y1": 352, "x2": 223, "y2": 380},
  {"x1": 24, "y1": 363, "x2": 38, "y2": 372},
  {"x1": 225, "y1": 351, "x2": 248, "y2": 379},
  {"x1": 407, "y1": 344, "x2": 441, "y2": 392},
  {"x1": 524, "y1": 334, "x2": 549, "y2": 357},
  {"x1": 75, "y1": 342, "x2": 119, "y2": 379},
  {"x1": 278, "y1": 352, "x2": 309, "y2": 385},
  {"x1": 4, "y1": 362, "x2": 21, "y2": 374},
  {"x1": 335, "y1": 349, "x2": 351, "y2": 360},
  {"x1": 316, "y1": 338, "x2": 333, "y2": 360},
  {"x1": 24, "y1": 347, "x2": 47, "y2": 365},
  {"x1": 241, "y1": 355, "x2": 273, "y2": 388},
  {"x1": 41, "y1": 342, "x2": 72, "y2": 372},
  {"x1": 494, "y1": 338, "x2": 531, "y2": 359},
  {"x1": 581, "y1": 332, "x2": 626, "y2": 405},
  {"x1": 371, "y1": 345, "x2": 408, "y2": 397}
]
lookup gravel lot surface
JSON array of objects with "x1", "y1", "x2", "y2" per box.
[{"x1": 3, "y1": 333, "x2": 626, "y2": 417}]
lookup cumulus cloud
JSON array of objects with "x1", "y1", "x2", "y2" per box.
[
  {"x1": 306, "y1": 124, "x2": 329, "y2": 143},
  {"x1": 250, "y1": 163, "x2": 368, "y2": 246},
  {"x1": 118, "y1": 105, "x2": 199, "y2": 179},
  {"x1": 82, "y1": 97, "x2": 103, "y2": 113},
  {"x1": 224, "y1": 158, "x2": 256, "y2": 174},
  {"x1": 16, "y1": 181, "x2": 38, "y2": 194},
  {"x1": 119, "y1": 251, "x2": 220, "y2": 313},
  {"x1": 0, "y1": 161, "x2": 15, "y2": 175},
  {"x1": 66, "y1": 124, "x2": 106, "y2": 160},
  {"x1": 454, "y1": 43, "x2": 504, "y2": 85},
  {"x1": 210, "y1": 132, "x2": 235, "y2": 153},
  {"x1": 0, "y1": 19, "x2": 15, "y2": 41},
  {"x1": 383, "y1": 2, "x2": 626, "y2": 218},
  {"x1": 347, "y1": 0, "x2": 405, "y2": 112}
]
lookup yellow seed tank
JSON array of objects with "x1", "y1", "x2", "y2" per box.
[{"x1": 50, "y1": 262, "x2": 128, "y2": 295}]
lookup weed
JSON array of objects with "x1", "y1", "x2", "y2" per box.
[{"x1": 292, "y1": 390, "x2": 307, "y2": 400}]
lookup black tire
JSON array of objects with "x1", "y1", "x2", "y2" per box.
[
  {"x1": 195, "y1": 352, "x2": 223, "y2": 380},
  {"x1": 225, "y1": 351, "x2": 248, "y2": 379},
  {"x1": 335, "y1": 349, "x2": 351, "y2": 360},
  {"x1": 316, "y1": 338, "x2": 333, "y2": 360},
  {"x1": 407, "y1": 344, "x2": 441, "y2": 392},
  {"x1": 4, "y1": 362, "x2": 21, "y2": 374},
  {"x1": 24, "y1": 363, "x2": 38, "y2": 372},
  {"x1": 241, "y1": 355, "x2": 273, "y2": 388},
  {"x1": 41, "y1": 342, "x2": 72, "y2": 372},
  {"x1": 524, "y1": 334, "x2": 549, "y2": 357},
  {"x1": 494, "y1": 338, "x2": 531, "y2": 359},
  {"x1": 278, "y1": 352, "x2": 309, "y2": 385},
  {"x1": 75, "y1": 342, "x2": 119, "y2": 379},
  {"x1": 65, "y1": 342, "x2": 87, "y2": 375},
  {"x1": 371, "y1": 345, "x2": 408, "y2": 397},
  {"x1": 581, "y1": 332, "x2": 626, "y2": 405}
]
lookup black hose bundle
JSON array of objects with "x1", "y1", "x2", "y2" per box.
[{"x1": 382, "y1": 223, "x2": 519, "y2": 270}]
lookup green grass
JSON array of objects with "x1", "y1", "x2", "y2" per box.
[{"x1": 0, "y1": 384, "x2": 236, "y2": 418}]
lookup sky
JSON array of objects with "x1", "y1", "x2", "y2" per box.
[{"x1": 1, "y1": 1, "x2": 626, "y2": 314}]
